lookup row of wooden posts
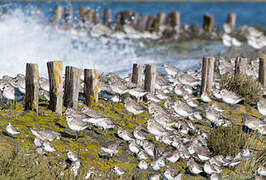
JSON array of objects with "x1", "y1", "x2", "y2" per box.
[
  {"x1": 201, "y1": 56, "x2": 266, "y2": 94},
  {"x1": 24, "y1": 56, "x2": 266, "y2": 115},
  {"x1": 24, "y1": 62, "x2": 156, "y2": 115},
  {"x1": 52, "y1": 5, "x2": 236, "y2": 32}
]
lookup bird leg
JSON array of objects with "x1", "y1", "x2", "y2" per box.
[{"x1": 75, "y1": 131, "x2": 79, "y2": 141}]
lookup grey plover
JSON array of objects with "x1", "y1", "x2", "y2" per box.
[
  {"x1": 109, "y1": 81, "x2": 128, "y2": 101},
  {"x1": 101, "y1": 141, "x2": 120, "y2": 156},
  {"x1": 67, "y1": 151, "x2": 79, "y2": 162},
  {"x1": 144, "y1": 92, "x2": 160, "y2": 103},
  {"x1": 66, "y1": 115, "x2": 89, "y2": 139},
  {"x1": 133, "y1": 126, "x2": 147, "y2": 140},
  {"x1": 163, "y1": 169, "x2": 175, "y2": 180},
  {"x1": 150, "y1": 157, "x2": 165, "y2": 171},
  {"x1": 257, "y1": 165, "x2": 266, "y2": 177},
  {"x1": 43, "y1": 140, "x2": 56, "y2": 152},
  {"x1": 165, "y1": 150, "x2": 180, "y2": 163},
  {"x1": 220, "y1": 89, "x2": 243, "y2": 105},
  {"x1": 187, "y1": 159, "x2": 203, "y2": 175},
  {"x1": 243, "y1": 116, "x2": 263, "y2": 131},
  {"x1": 39, "y1": 77, "x2": 49, "y2": 92},
  {"x1": 163, "y1": 63, "x2": 181, "y2": 76},
  {"x1": 124, "y1": 96, "x2": 145, "y2": 117},
  {"x1": 155, "y1": 89, "x2": 168, "y2": 100},
  {"x1": 93, "y1": 117, "x2": 115, "y2": 130},
  {"x1": 138, "y1": 160, "x2": 148, "y2": 170},
  {"x1": 173, "y1": 100, "x2": 193, "y2": 117},
  {"x1": 6, "y1": 122, "x2": 20, "y2": 136},
  {"x1": 117, "y1": 127, "x2": 133, "y2": 142},
  {"x1": 129, "y1": 140, "x2": 140, "y2": 154},
  {"x1": 257, "y1": 100, "x2": 266, "y2": 116},
  {"x1": 204, "y1": 161, "x2": 220, "y2": 175},
  {"x1": 114, "y1": 165, "x2": 125, "y2": 176},
  {"x1": 201, "y1": 92, "x2": 212, "y2": 103},
  {"x1": 127, "y1": 87, "x2": 147, "y2": 100},
  {"x1": 174, "y1": 84, "x2": 184, "y2": 96},
  {"x1": 210, "y1": 173, "x2": 220, "y2": 180},
  {"x1": 34, "y1": 137, "x2": 42, "y2": 147},
  {"x1": 178, "y1": 73, "x2": 199, "y2": 87},
  {"x1": 148, "y1": 173, "x2": 161, "y2": 180},
  {"x1": 30, "y1": 128, "x2": 61, "y2": 142},
  {"x1": 137, "y1": 150, "x2": 149, "y2": 160},
  {"x1": 70, "y1": 160, "x2": 81, "y2": 177},
  {"x1": 147, "y1": 119, "x2": 168, "y2": 137}
]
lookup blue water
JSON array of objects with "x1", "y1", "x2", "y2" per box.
[{"x1": 1, "y1": 1, "x2": 265, "y2": 27}]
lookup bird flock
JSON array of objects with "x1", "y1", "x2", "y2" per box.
[{"x1": 2, "y1": 57, "x2": 266, "y2": 179}]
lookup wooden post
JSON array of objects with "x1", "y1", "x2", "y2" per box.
[
  {"x1": 203, "y1": 14, "x2": 214, "y2": 32},
  {"x1": 259, "y1": 56, "x2": 266, "y2": 87},
  {"x1": 84, "y1": 69, "x2": 99, "y2": 106},
  {"x1": 25, "y1": 63, "x2": 39, "y2": 113},
  {"x1": 47, "y1": 61, "x2": 63, "y2": 114},
  {"x1": 52, "y1": 5, "x2": 63, "y2": 26},
  {"x1": 155, "y1": 12, "x2": 166, "y2": 32},
  {"x1": 132, "y1": 64, "x2": 144, "y2": 87},
  {"x1": 227, "y1": 13, "x2": 236, "y2": 31},
  {"x1": 93, "y1": 11, "x2": 99, "y2": 24},
  {"x1": 156, "y1": 12, "x2": 166, "y2": 25},
  {"x1": 63, "y1": 66, "x2": 81, "y2": 110},
  {"x1": 144, "y1": 65, "x2": 156, "y2": 94},
  {"x1": 146, "y1": 16, "x2": 155, "y2": 32},
  {"x1": 64, "y1": 7, "x2": 72, "y2": 29},
  {"x1": 103, "y1": 9, "x2": 111, "y2": 26},
  {"x1": 166, "y1": 11, "x2": 180, "y2": 28},
  {"x1": 201, "y1": 57, "x2": 215, "y2": 94},
  {"x1": 87, "y1": 9, "x2": 94, "y2": 23},
  {"x1": 79, "y1": 8, "x2": 88, "y2": 24},
  {"x1": 137, "y1": 16, "x2": 147, "y2": 31},
  {"x1": 235, "y1": 57, "x2": 247, "y2": 75},
  {"x1": 115, "y1": 12, "x2": 122, "y2": 25}
]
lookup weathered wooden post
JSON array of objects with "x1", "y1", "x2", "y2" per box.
[
  {"x1": 87, "y1": 9, "x2": 94, "y2": 23},
  {"x1": 155, "y1": 12, "x2": 166, "y2": 32},
  {"x1": 47, "y1": 61, "x2": 63, "y2": 114},
  {"x1": 227, "y1": 13, "x2": 236, "y2": 31},
  {"x1": 146, "y1": 16, "x2": 155, "y2": 32},
  {"x1": 201, "y1": 57, "x2": 215, "y2": 94},
  {"x1": 79, "y1": 8, "x2": 88, "y2": 24},
  {"x1": 25, "y1": 63, "x2": 39, "y2": 113},
  {"x1": 166, "y1": 11, "x2": 180, "y2": 28},
  {"x1": 203, "y1": 14, "x2": 214, "y2": 32},
  {"x1": 235, "y1": 57, "x2": 247, "y2": 75},
  {"x1": 84, "y1": 69, "x2": 99, "y2": 106},
  {"x1": 137, "y1": 16, "x2": 147, "y2": 31},
  {"x1": 64, "y1": 7, "x2": 73, "y2": 29},
  {"x1": 115, "y1": 12, "x2": 122, "y2": 25},
  {"x1": 52, "y1": 5, "x2": 63, "y2": 26},
  {"x1": 259, "y1": 56, "x2": 266, "y2": 87},
  {"x1": 92, "y1": 11, "x2": 99, "y2": 24},
  {"x1": 132, "y1": 64, "x2": 144, "y2": 87},
  {"x1": 63, "y1": 66, "x2": 81, "y2": 110},
  {"x1": 103, "y1": 9, "x2": 111, "y2": 26},
  {"x1": 144, "y1": 65, "x2": 156, "y2": 94}
]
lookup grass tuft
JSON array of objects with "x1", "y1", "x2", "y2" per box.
[
  {"x1": 220, "y1": 73, "x2": 263, "y2": 105},
  {"x1": 207, "y1": 126, "x2": 261, "y2": 157}
]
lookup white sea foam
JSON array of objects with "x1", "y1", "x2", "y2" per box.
[{"x1": 0, "y1": 8, "x2": 200, "y2": 78}]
